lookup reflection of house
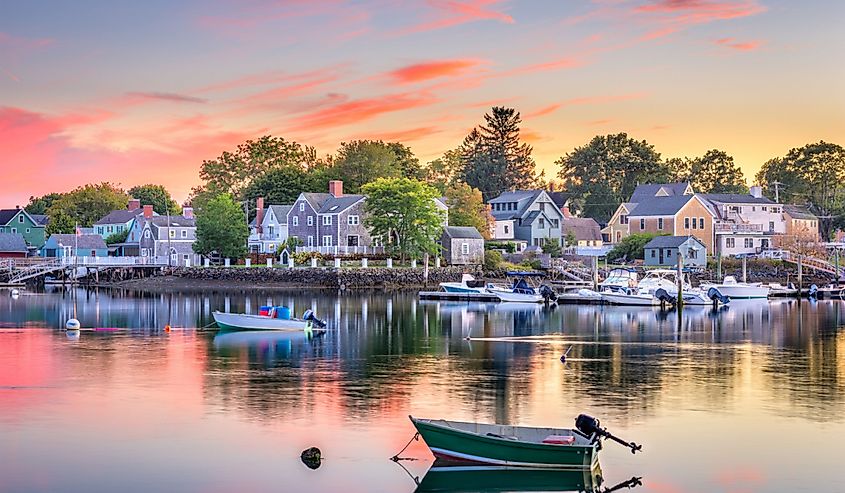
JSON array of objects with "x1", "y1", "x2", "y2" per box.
[
  {"x1": 94, "y1": 199, "x2": 149, "y2": 239},
  {"x1": 643, "y1": 235, "x2": 706, "y2": 268},
  {"x1": 627, "y1": 194, "x2": 716, "y2": 253},
  {"x1": 0, "y1": 233, "x2": 28, "y2": 258},
  {"x1": 41, "y1": 234, "x2": 108, "y2": 257},
  {"x1": 442, "y1": 226, "x2": 485, "y2": 266},
  {"x1": 701, "y1": 187, "x2": 784, "y2": 257},
  {"x1": 0, "y1": 207, "x2": 46, "y2": 251},
  {"x1": 602, "y1": 183, "x2": 693, "y2": 244},
  {"x1": 488, "y1": 190, "x2": 563, "y2": 248},
  {"x1": 127, "y1": 205, "x2": 200, "y2": 266},
  {"x1": 783, "y1": 205, "x2": 819, "y2": 241},
  {"x1": 248, "y1": 197, "x2": 291, "y2": 254}
]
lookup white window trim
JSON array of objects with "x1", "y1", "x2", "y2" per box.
[
  {"x1": 299, "y1": 202, "x2": 305, "y2": 212},
  {"x1": 461, "y1": 243, "x2": 469, "y2": 255},
  {"x1": 348, "y1": 215, "x2": 359, "y2": 225},
  {"x1": 322, "y1": 235, "x2": 332, "y2": 247},
  {"x1": 322, "y1": 215, "x2": 332, "y2": 226},
  {"x1": 307, "y1": 216, "x2": 313, "y2": 226},
  {"x1": 292, "y1": 216, "x2": 299, "y2": 226}
]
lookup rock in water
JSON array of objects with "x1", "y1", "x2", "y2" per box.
[{"x1": 300, "y1": 447, "x2": 322, "y2": 470}]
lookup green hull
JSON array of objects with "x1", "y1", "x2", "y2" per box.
[
  {"x1": 411, "y1": 417, "x2": 599, "y2": 469},
  {"x1": 416, "y1": 461, "x2": 604, "y2": 492}
]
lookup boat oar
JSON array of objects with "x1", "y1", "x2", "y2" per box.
[{"x1": 575, "y1": 414, "x2": 642, "y2": 454}]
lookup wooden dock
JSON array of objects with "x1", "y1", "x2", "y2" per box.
[{"x1": 418, "y1": 291, "x2": 501, "y2": 302}]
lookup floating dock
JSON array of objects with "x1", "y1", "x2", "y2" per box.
[
  {"x1": 555, "y1": 293, "x2": 605, "y2": 305},
  {"x1": 418, "y1": 291, "x2": 501, "y2": 302}
]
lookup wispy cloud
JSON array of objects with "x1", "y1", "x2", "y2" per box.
[
  {"x1": 714, "y1": 37, "x2": 763, "y2": 51},
  {"x1": 634, "y1": 0, "x2": 766, "y2": 40},
  {"x1": 395, "y1": 0, "x2": 514, "y2": 35},
  {"x1": 124, "y1": 92, "x2": 208, "y2": 104},
  {"x1": 388, "y1": 59, "x2": 484, "y2": 84},
  {"x1": 292, "y1": 92, "x2": 438, "y2": 131},
  {"x1": 524, "y1": 92, "x2": 647, "y2": 119}
]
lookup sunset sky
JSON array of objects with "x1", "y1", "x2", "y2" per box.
[{"x1": 1, "y1": 0, "x2": 843, "y2": 205}]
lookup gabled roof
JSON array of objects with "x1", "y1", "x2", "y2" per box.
[
  {"x1": 627, "y1": 195, "x2": 694, "y2": 217},
  {"x1": 0, "y1": 233, "x2": 28, "y2": 252},
  {"x1": 443, "y1": 226, "x2": 484, "y2": 240},
  {"x1": 94, "y1": 208, "x2": 143, "y2": 225},
  {"x1": 30, "y1": 214, "x2": 49, "y2": 225},
  {"x1": 562, "y1": 217, "x2": 602, "y2": 241},
  {"x1": 0, "y1": 208, "x2": 37, "y2": 225},
  {"x1": 269, "y1": 205, "x2": 292, "y2": 223},
  {"x1": 148, "y1": 215, "x2": 196, "y2": 229},
  {"x1": 46, "y1": 234, "x2": 108, "y2": 250},
  {"x1": 548, "y1": 191, "x2": 572, "y2": 209},
  {"x1": 489, "y1": 190, "x2": 546, "y2": 220},
  {"x1": 301, "y1": 193, "x2": 331, "y2": 211},
  {"x1": 699, "y1": 194, "x2": 774, "y2": 205},
  {"x1": 631, "y1": 182, "x2": 692, "y2": 201},
  {"x1": 783, "y1": 205, "x2": 816, "y2": 220},
  {"x1": 644, "y1": 235, "x2": 705, "y2": 249},
  {"x1": 317, "y1": 194, "x2": 364, "y2": 214}
]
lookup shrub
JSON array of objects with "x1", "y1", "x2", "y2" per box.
[
  {"x1": 607, "y1": 233, "x2": 666, "y2": 261},
  {"x1": 484, "y1": 250, "x2": 504, "y2": 271}
]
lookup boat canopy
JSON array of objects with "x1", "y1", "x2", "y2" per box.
[{"x1": 505, "y1": 271, "x2": 545, "y2": 277}]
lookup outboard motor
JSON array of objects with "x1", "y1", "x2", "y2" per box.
[
  {"x1": 302, "y1": 309, "x2": 327, "y2": 328},
  {"x1": 808, "y1": 284, "x2": 818, "y2": 299},
  {"x1": 539, "y1": 284, "x2": 557, "y2": 303},
  {"x1": 707, "y1": 287, "x2": 730, "y2": 305},
  {"x1": 654, "y1": 288, "x2": 675, "y2": 305},
  {"x1": 575, "y1": 414, "x2": 642, "y2": 454}
]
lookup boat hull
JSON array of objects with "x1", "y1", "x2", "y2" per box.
[
  {"x1": 600, "y1": 293, "x2": 660, "y2": 306},
  {"x1": 699, "y1": 284, "x2": 769, "y2": 299},
  {"x1": 411, "y1": 417, "x2": 599, "y2": 469},
  {"x1": 212, "y1": 311, "x2": 314, "y2": 331},
  {"x1": 488, "y1": 288, "x2": 543, "y2": 303}
]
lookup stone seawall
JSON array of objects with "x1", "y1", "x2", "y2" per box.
[{"x1": 163, "y1": 266, "x2": 482, "y2": 288}]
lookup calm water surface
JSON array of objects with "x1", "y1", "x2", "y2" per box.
[{"x1": 1, "y1": 287, "x2": 844, "y2": 493}]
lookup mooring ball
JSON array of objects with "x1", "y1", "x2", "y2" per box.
[
  {"x1": 300, "y1": 447, "x2": 322, "y2": 470},
  {"x1": 65, "y1": 319, "x2": 80, "y2": 330}
]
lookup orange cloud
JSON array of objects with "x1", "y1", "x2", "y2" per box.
[
  {"x1": 291, "y1": 92, "x2": 438, "y2": 131},
  {"x1": 524, "y1": 92, "x2": 647, "y2": 119},
  {"x1": 500, "y1": 57, "x2": 583, "y2": 77},
  {"x1": 714, "y1": 37, "x2": 763, "y2": 51},
  {"x1": 388, "y1": 59, "x2": 483, "y2": 84},
  {"x1": 364, "y1": 126, "x2": 443, "y2": 142},
  {"x1": 635, "y1": 1, "x2": 766, "y2": 40},
  {"x1": 396, "y1": 0, "x2": 514, "y2": 35}
]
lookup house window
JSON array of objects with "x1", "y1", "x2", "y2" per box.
[
  {"x1": 169, "y1": 229, "x2": 175, "y2": 238},
  {"x1": 538, "y1": 218, "x2": 545, "y2": 229},
  {"x1": 689, "y1": 248, "x2": 697, "y2": 259},
  {"x1": 19, "y1": 216, "x2": 23, "y2": 223},
  {"x1": 504, "y1": 225, "x2": 509, "y2": 235},
  {"x1": 292, "y1": 216, "x2": 298, "y2": 226},
  {"x1": 181, "y1": 230, "x2": 187, "y2": 238},
  {"x1": 347, "y1": 235, "x2": 359, "y2": 247},
  {"x1": 268, "y1": 226, "x2": 274, "y2": 237},
  {"x1": 744, "y1": 238, "x2": 753, "y2": 248},
  {"x1": 699, "y1": 217, "x2": 704, "y2": 229},
  {"x1": 322, "y1": 235, "x2": 332, "y2": 247},
  {"x1": 658, "y1": 218, "x2": 664, "y2": 230},
  {"x1": 144, "y1": 230, "x2": 151, "y2": 239},
  {"x1": 666, "y1": 249, "x2": 672, "y2": 257},
  {"x1": 26, "y1": 228, "x2": 30, "y2": 233},
  {"x1": 307, "y1": 236, "x2": 314, "y2": 247},
  {"x1": 762, "y1": 206, "x2": 767, "y2": 211},
  {"x1": 348, "y1": 215, "x2": 359, "y2": 225},
  {"x1": 299, "y1": 202, "x2": 305, "y2": 212},
  {"x1": 650, "y1": 249, "x2": 655, "y2": 258},
  {"x1": 461, "y1": 243, "x2": 470, "y2": 255},
  {"x1": 552, "y1": 219, "x2": 559, "y2": 229},
  {"x1": 307, "y1": 216, "x2": 314, "y2": 226},
  {"x1": 684, "y1": 217, "x2": 690, "y2": 229},
  {"x1": 11, "y1": 228, "x2": 16, "y2": 233},
  {"x1": 322, "y1": 215, "x2": 332, "y2": 226},
  {"x1": 540, "y1": 203, "x2": 545, "y2": 212},
  {"x1": 640, "y1": 219, "x2": 645, "y2": 230},
  {"x1": 768, "y1": 221, "x2": 774, "y2": 231},
  {"x1": 726, "y1": 237, "x2": 735, "y2": 248},
  {"x1": 692, "y1": 218, "x2": 697, "y2": 230},
  {"x1": 621, "y1": 215, "x2": 628, "y2": 225}
]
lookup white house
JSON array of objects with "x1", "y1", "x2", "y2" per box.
[
  {"x1": 248, "y1": 198, "x2": 292, "y2": 254},
  {"x1": 701, "y1": 186, "x2": 785, "y2": 257}
]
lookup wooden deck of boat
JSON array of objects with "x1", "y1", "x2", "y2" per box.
[{"x1": 418, "y1": 291, "x2": 501, "y2": 301}]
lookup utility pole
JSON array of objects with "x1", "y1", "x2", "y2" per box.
[{"x1": 770, "y1": 181, "x2": 783, "y2": 203}]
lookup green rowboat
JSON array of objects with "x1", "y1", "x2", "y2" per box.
[
  {"x1": 415, "y1": 460, "x2": 604, "y2": 492},
  {"x1": 410, "y1": 417, "x2": 600, "y2": 469}
]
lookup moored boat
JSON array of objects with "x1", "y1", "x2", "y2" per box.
[
  {"x1": 212, "y1": 309, "x2": 326, "y2": 332},
  {"x1": 600, "y1": 288, "x2": 661, "y2": 306},
  {"x1": 486, "y1": 272, "x2": 554, "y2": 303},
  {"x1": 699, "y1": 276, "x2": 769, "y2": 299},
  {"x1": 439, "y1": 274, "x2": 488, "y2": 294},
  {"x1": 409, "y1": 414, "x2": 640, "y2": 470}
]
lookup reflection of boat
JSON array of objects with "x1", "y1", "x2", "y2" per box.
[
  {"x1": 415, "y1": 460, "x2": 604, "y2": 492},
  {"x1": 439, "y1": 274, "x2": 488, "y2": 294},
  {"x1": 411, "y1": 415, "x2": 634, "y2": 469},
  {"x1": 213, "y1": 328, "x2": 324, "y2": 349},
  {"x1": 212, "y1": 309, "x2": 326, "y2": 331},
  {"x1": 699, "y1": 276, "x2": 769, "y2": 299}
]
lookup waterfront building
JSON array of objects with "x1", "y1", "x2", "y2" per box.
[
  {"x1": 562, "y1": 216, "x2": 603, "y2": 248},
  {"x1": 782, "y1": 205, "x2": 819, "y2": 242},
  {"x1": 602, "y1": 182, "x2": 693, "y2": 244},
  {"x1": 0, "y1": 207, "x2": 47, "y2": 252},
  {"x1": 643, "y1": 235, "x2": 707, "y2": 268},
  {"x1": 288, "y1": 180, "x2": 373, "y2": 254},
  {"x1": 487, "y1": 190, "x2": 564, "y2": 249},
  {"x1": 93, "y1": 199, "x2": 150, "y2": 239},
  {"x1": 41, "y1": 234, "x2": 108, "y2": 258},
  {"x1": 441, "y1": 226, "x2": 485, "y2": 266},
  {"x1": 124, "y1": 205, "x2": 200, "y2": 266},
  {"x1": 700, "y1": 187, "x2": 785, "y2": 257},
  {"x1": 248, "y1": 198, "x2": 292, "y2": 254},
  {"x1": 0, "y1": 232, "x2": 28, "y2": 258},
  {"x1": 627, "y1": 193, "x2": 716, "y2": 253}
]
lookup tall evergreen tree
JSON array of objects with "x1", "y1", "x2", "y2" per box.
[{"x1": 461, "y1": 107, "x2": 537, "y2": 201}]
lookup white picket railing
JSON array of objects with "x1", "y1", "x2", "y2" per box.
[{"x1": 296, "y1": 246, "x2": 385, "y2": 255}]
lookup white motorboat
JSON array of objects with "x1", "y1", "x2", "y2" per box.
[
  {"x1": 439, "y1": 274, "x2": 488, "y2": 294},
  {"x1": 213, "y1": 309, "x2": 326, "y2": 331},
  {"x1": 699, "y1": 276, "x2": 769, "y2": 299},
  {"x1": 665, "y1": 287, "x2": 730, "y2": 306},
  {"x1": 485, "y1": 272, "x2": 552, "y2": 303},
  {"x1": 600, "y1": 287, "x2": 661, "y2": 306},
  {"x1": 638, "y1": 269, "x2": 691, "y2": 292}
]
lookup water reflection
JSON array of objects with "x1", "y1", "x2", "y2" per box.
[
  {"x1": 412, "y1": 461, "x2": 615, "y2": 493},
  {"x1": 1, "y1": 287, "x2": 844, "y2": 492}
]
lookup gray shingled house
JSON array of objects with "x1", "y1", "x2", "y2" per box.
[{"x1": 441, "y1": 226, "x2": 485, "y2": 266}]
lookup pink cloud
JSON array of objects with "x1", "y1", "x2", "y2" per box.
[
  {"x1": 363, "y1": 126, "x2": 443, "y2": 142},
  {"x1": 714, "y1": 37, "x2": 763, "y2": 51},
  {"x1": 635, "y1": 0, "x2": 766, "y2": 40},
  {"x1": 524, "y1": 92, "x2": 647, "y2": 118},
  {"x1": 291, "y1": 92, "x2": 438, "y2": 131},
  {"x1": 395, "y1": 0, "x2": 514, "y2": 35},
  {"x1": 124, "y1": 92, "x2": 208, "y2": 104},
  {"x1": 388, "y1": 59, "x2": 484, "y2": 84}
]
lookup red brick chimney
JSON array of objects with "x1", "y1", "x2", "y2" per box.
[
  {"x1": 255, "y1": 197, "x2": 264, "y2": 234},
  {"x1": 143, "y1": 205, "x2": 153, "y2": 219},
  {"x1": 329, "y1": 180, "x2": 343, "y2": 197},
  {"x1": 562, "y1": 206, "x2": 572, "y2": 218},
  {"x1": 128, "y1": 198, "x2": 141, "y2": 211}
]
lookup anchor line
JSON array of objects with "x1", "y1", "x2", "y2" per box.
[
  {"x1": 389, "y1": 432, "x2": 420, "y2": 462},
  {"x1": 391, "y1": 457, "x2": 421, "y2": 487}
]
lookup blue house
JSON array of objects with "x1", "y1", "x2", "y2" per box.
[
  {"x1": 643, "y1": 235, "x2": 706, "y2": 268},
  {"x1": 41, "y1": 234, "x2": 109, "y2": 258},
  {"x1": 488, "y1": 190, "x2": 564, "y2": 248}
]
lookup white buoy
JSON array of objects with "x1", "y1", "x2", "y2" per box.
[
  {"x1": 10, "y1": 289, "x2": 20, "y2": 299},
  {"x1": 65, "y1": 319, "x2": 81, "y2": 330},
  {"x1": 66, "y1": 330, "x2": 80, "y2": 340}
]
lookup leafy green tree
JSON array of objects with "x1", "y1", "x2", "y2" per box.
[
  {"x1": 25, "y1": 193, "x2": 64, "y2": 215},
  {"x1": 128, "y1": 184, "x2": 181, "y2": 215},
  {"x1": 543, "y1": 238, "x2": 563, "y2": 257},
  {"x1": 199, "y1": 136, "x2": 319, "y2": 198},
  {"x1": 444, "y1": 182, "x2": 492, "y2": 239},
  {"x1": 388, "y1": 142, "x2": 423, "y2": 180},
  {"x1": 332, "y1": 140, "x2": 410, "y2": 194},
  {"x1": 556, "y1": 133, "x2": 670, "y2": 223},
  {"x1": 46, "y1": 211, "x2": 75, "y2": 235},
  {"x1": 673, "y1": 150, "x2": 747, "y2": 194},
  {"x1": 105, "y1": 229, "x2": 130, "y2": 245},
  {"x1": 756, "y1": 141, "x2": 845, "y2": 239},
  {"x1": 242, "y1": 166, "x2": 311, "y2": 219},
  {"x1": 461, "y1": 107, "x2": 537, "y2": 201},
  {"x1": 193, "y1": 193, "x2": 248, "y2": 260},
  {"x1": 361, "y1": 178, "x2": 445, "y2": 263},
  {"x1": 607, "y1": 233, "x2": 665, "y2": 261},
  {"x1": 564, "y1": 230, "x2": 577, "y2": 248},
  {"x1": 46, "y1": 183, "x2": 128, "y2": 230},
  {"x1": 423, "y1": 149, "x2": 462, "y2": 194}
]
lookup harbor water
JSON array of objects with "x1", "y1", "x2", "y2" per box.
[{"x1": 1, "y1": 287, "x2": 844, "y2": 492}]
